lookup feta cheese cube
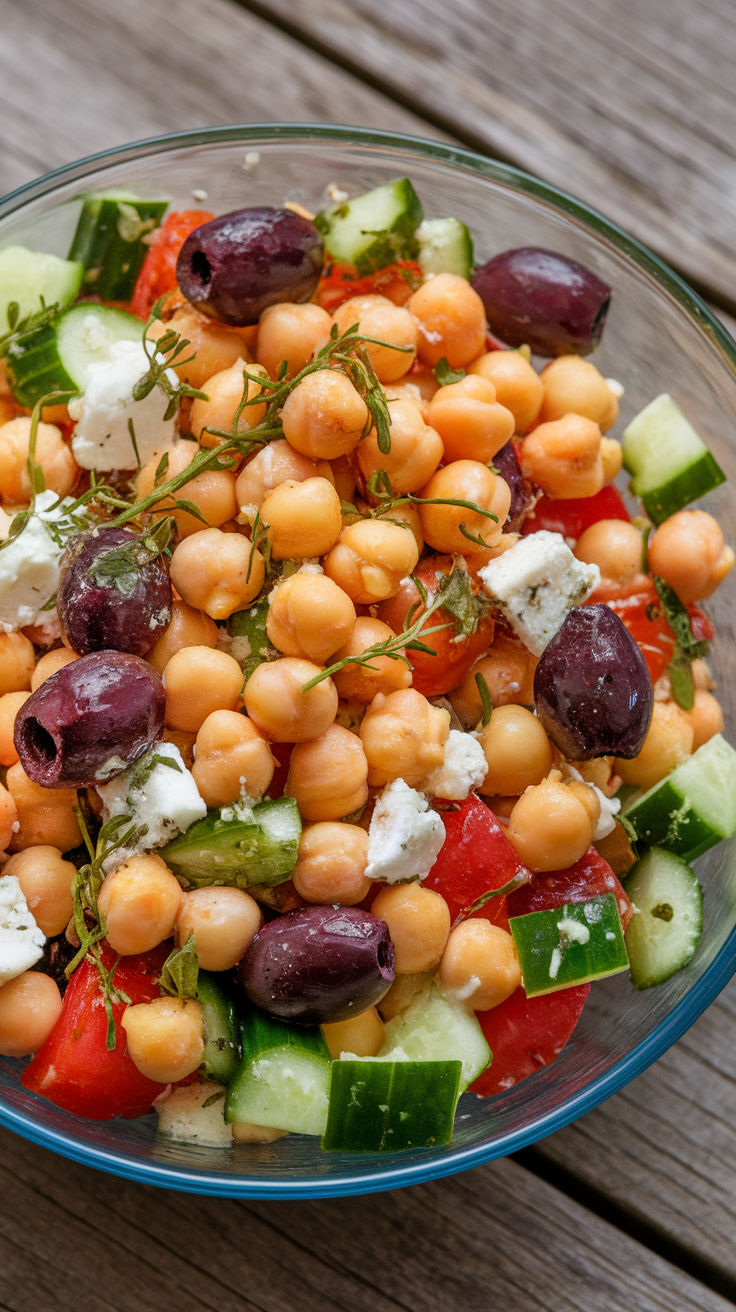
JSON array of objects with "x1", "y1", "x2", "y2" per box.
[
  {"x1": 424, "y1": 729, "x2": 488, "y2": 800},
  {"x1": 155, "y1": 1080, "x2": 233, "y2": 1147},
  {"x1": 0, "y1": 876, "x2": 45, "y2": 986},
  {"x1": 98, "y1": 743, "x2": 207, "y2": 870},
  {"x1": 69, "y1": 330, "x2": 176, "y2": 471},
  {"x1": 365, "y1": 779, "x2": 445, "y2": 884},
  {"x1": 478, "y1": 531, "x2": 600, "y2": 656},
  {"x1": 0, "y1": 489, "x2": 75, "y2": 632}
]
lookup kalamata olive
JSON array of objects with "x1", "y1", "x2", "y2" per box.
[
  {"x1": 58, "y1": 527, "x2": 172, "y2": 657},
  {"x1": 14, "y1": 651, "x2": 165, "y2": 787},
  {"x1": 493, "y1": 440, "x2": 537, "y2": 532},
  {"x1": 472, "y1": 248, "x2": 611, "y2": 356},
  {"x1": 534, "y1": 604, "x2": 653, "y2": 759},
  {"x1": 176, "y1": 207, "x2": 324, "y2": 326},
  {"x1": 238, "y1": 904, "x2": 395, "y2": 1025}
]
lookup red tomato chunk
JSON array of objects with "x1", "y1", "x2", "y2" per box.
[{"x1": 470, "y1": 983, "x2": 590, "y2": 1097}]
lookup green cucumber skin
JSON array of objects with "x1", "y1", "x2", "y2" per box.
[
  {"x1": 315, "y1": 178, "x2": 423, "y2": 276},
  {"x1": 624, "y1": 848, "x2": 702, "y2": 988},
  {"x1": 624, "y1": 779, "x2": 719, "y2": 861},
  {"x1": 509, "y1": 893, "x2": 629, "y2": 997},
  {"x1": 323, "y1": 1060, "x2": 462, "y2": 1152},
  {"x1": 624, "y1": 735, "x2": 736, "y2": 861},
  {"x1": 6, "y1": 302, "x2": 143, "y2": 407},
  {"x1": 633, "y1": 451, "x2": 726, "y2": 524},
  {"x1": 161, "y1": 795, "x2": 301, "y2": 889},
  {"x1": 197, "y1": 971, "x2": 241, "y2": 1084},
  {"x1": 240, "y1": 1007, "x2": 330, "y2": 1065},
  {"x1": 69, "y1": 196, "x2": 167, "y2": 300},
  {"x1": 225, "y1": 1010, "x2": 331, "y2": 1133}
]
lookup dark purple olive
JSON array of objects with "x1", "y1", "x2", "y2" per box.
[
  {"x1": 472, "y1": 248, "x2": 611, "y2": 357},
  {"x1": 534, "y1": 604, "x2": 653, "y2": 760},
  {"x1": 57, "y1": 527, "x2": 172, "y2": 657},
  {"x1": 176, "y1": 207, "x2": 324, "y2": 326},
  {"x1": 493, "y1": 440, "x2": 538, "y2": 533},
  {"x1": 14, "y1": 651, "x2": 165, "y2": 787},
  {"x1": 238, "y1": 904, "x2": 395, "y2": 1025}
]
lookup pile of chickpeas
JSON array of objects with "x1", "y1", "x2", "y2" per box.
[{"x1": 0, "y1": 263, "x2": 731, "y2": 1114}]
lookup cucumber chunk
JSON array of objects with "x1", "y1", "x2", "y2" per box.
[
  {"x1": 623, "y1": 733, "x2": 736, "y2": 861},
  {"x1": 68, "y1": 192, "x2": 167, "y2": 301},
  {"x1": 197, "y1": 971, "x2": 241, "y2": 1084},
  {"x1": 509, "y1": 893, "x2": 629, "y2": 996},
  {"x1": 315, "y1": 178, "x2": 423, "y2": 276},
  {"x1": 6, "y1": 302, "x2": 143, "y2": 407},
  {"x1": 226, "y1": 1009, "x2": 331, "y2": 1136},
  {"x1": 622, "y1": 393, "x2": 725, "y2": 524},
  {"x1": 161, "y1": 795, "x2": 301, "y2": 889},
  {"x1": 379, "y1": 981, "x2": 490, "y2": 1089},
  {"x1": 0, "y1": 246, "x2": 82, "y2": 330},
  {"x1": 624, "y1": 848, "x2": 702, "y2": 987},
  {"x1": 416, "y1": 217, "x2": 474, "y2": 279},
  {"x1": 323, "y1": 1059, "x2": 462, "y2": 1152}
]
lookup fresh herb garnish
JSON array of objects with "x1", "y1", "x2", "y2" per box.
[
  {"x1": 89, "y1": 516, "x2": 176, "y2": 596},
  {"x1": 133, "y1": 299, "x2": 209, "y2": 420},
  {"x1": 159, "y1": 932, "x2": 199, "y2": 1001},
  {"x1": 0, "y1": 299, "x2": 60, "y2": 355},
  {"x1": 434, "y1": 357, "x2": 466, "y2": 386},
  {"x1": 475, "y1": 671, "x2": 493, "y2": 727},
  {"x1": 124, "y1": 748, "x2": 183, "y2": 796},
  {"x1": 652, "y1": 574, "x2": 709, "y2": 711},
  {"x1": 452, "y1": 869, "x2": 531, "y2": 928}
]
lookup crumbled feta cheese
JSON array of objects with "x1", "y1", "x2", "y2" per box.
[
  {"x1": 478, "y1": 530, "x2": 600, "y2": 656},
  {"x1": 216, "y1": 628, "x2": 253, "y2": 666},
  {"x1": 557, "y1": 917, "x2": 591, "y2": 945},
  {"x1": 365, "y1": 779, "x2": 445, "y2": 884},
  {"x1": 562, "y1": 763, "x2": 621, "y2": 839},
  {"x1": 98, "y1": 743, "x2": 206, "y2": 870},
  {"x1": 424, "y1": 729, "x2": 488, "y2": 800},
  {"x1": 155, "y1": 1080, "x2": 233, "y2": 1147},
  {"x1": 69, "y1": 332, "x2": 176, "y2": 471},
  {"x1": 0, "y1": 876, "x2": 45, "y2": 986},
  {"x1": 0, "y1": 489, "x2": 75, "y2": 632}
]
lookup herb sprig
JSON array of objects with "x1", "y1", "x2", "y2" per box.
[
  {"x1": 652, "y1": 574, "x2": 709, "y2": 710},
  {"x1": 159, "y1": 932, "x2": 199, "y2": 1001}
]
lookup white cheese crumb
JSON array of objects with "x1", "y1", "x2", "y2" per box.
[
  {"x1": 424, "y1": 729, "x2": 488, "y2": 800},
  {"x1": 98, "y1": 742, "x2": 206, "y2": 870},
  {"x1": 478, "y1": 530, "x2": 600, "y2": 656},
  {"x1": 606, "y1": 378, "x2": 625, "y2": 398},
  {"x1": 243, "y1": 151, "x2": 260, "y2": 171},
  {"x1": 557, "y1": 917, "x2": 591, "y2": 946},
  {"x1": 0, "y1": 490, "x2": 76, "y2": 632},
  {"x1": 191, "y1": 188, "x2": 208, "y2": 202},
  {"x1": 327, "y1": 183, "x2": 349, "y2": 203},
  {"x1": 0, "y1": 876, "x2": 45, "y2": 986},
  {"x1": 69, "y1": 333, "x2": 177, "y2": 471},
  {"x1": 549, "y1": 946, "x2": 562, "y2": 980},
  {"x1": 365, "y1": 779, "x2": 445, "y2": 884},
  {"x1": 155, "y1": 1081, "x2": 233, "y2": 1147},
  {"x1": 561, "y1": 764, "x2": 621, "y2": 839}
]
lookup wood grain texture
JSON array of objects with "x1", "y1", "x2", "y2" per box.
[
  {"x1": 0, "y1": 1124, "x2": 731, "y2": 1312},
  {"x1": 247, "y1": 0, "x2": 736, "y2": 307}
]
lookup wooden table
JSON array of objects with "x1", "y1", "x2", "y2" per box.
[{"x1": 2, "y1": 1, "x2": 736, "y2": 1307}]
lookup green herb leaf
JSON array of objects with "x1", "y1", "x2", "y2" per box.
[
  {"x1": 653, "y1": 573, "x2": 708, "y2": 710},
  {"x1": 475, "y1": 671, "x2": 493, "y2": 727},
  {"x1": 159, "y1": 932, "x2": 199, "y2": 1001},
  {"x1": 434, "y1": 357, "x2": 465, "y2": 386},
  {"x1": 90, "y1": 518, "x2": 175, "y2": 596},
  {"x1": 667, "y1": 645, "x2": 696, "y2": 711},
  {"x1": 125, "y1": 748, "x2": 183, "y2": 795},
  {"x1": 454, "y1": 869, "x2": 531, "y2": 926},
  {"x1": 202, "y1": 1088, "x2": 226, "y2": 1108},
  {"x1": 0, "y1": 299, "x2": 60, "y2": 359}
]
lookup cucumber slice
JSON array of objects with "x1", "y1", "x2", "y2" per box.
[
  {"x1": 623, "y1": 733, "x2": 736, "y2": 861},
  {"x1": 226, "y1": 1009, "x2": 331, "y2": 1136},
  {"x1": 416, "y1": 218, "x2": 474, "y2": 279},
  {"x1": 622, "y1": 393, "x2": 725, "y2": 524},
  {"x1": 509, "y1": 893, "x2": 629, "y2": 997},
  {"x1": 323, "y1": 1059, "x2": 462, "y2": 1152},
  {"x1": 197, "y1": 971, "x2": 241, "y2": 1084},
  {"x1": 6, "y1": 302, "x2": 143, "y2": 407},
  {"x1": 623, "y1": 848, "x2": 702, "y2": 988},
  {"x1": 68, "y1": 192, "x2": 167, "y2": 301},
  {"x1": 161, "y1": 795, "x2": 301, "y2": 889},
  {"x1": 379, "y1": 981, "x2": 490, "y2": 1089},
  {"x1": 315, "y1": 178, "x2": 423, "y2": 276},
  {"x1": 0, "y1": 246, "x2": 82, "y2": 330}
]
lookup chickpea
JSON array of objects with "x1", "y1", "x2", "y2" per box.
[
  {"x1": 685, "y1": 688, "x2": 724, "y2": 752},
  {"x1": 281, "y1": 370, "x2": 369, "y2": 461},
  {"x1": 98, "y1": 853, "x2": 182, "y2": 956},
  {"x1": 507, "y1": 779, "x2": 595, "y2": 872},
  {"x1": 468, "y1": 350, "x2": 543, "y2": 433},
  {"x1": 0, "y1": 631, "x2": 34, "y2": 695},
  {"x1": 520, "y1": 414, "x2": 604, "y2": 500},
  {"x1": 616, "y1": 701, "x2": 693, "y2": 791},
  {"x1": 329, "y1": 453, "x2": 358, "y2": 504},
  {"x1": 360, "y1": 689, "x2": 450, "y2": 788},
  {"x1": 439, "y1": 919, "x2": 521, "y2": 1010},
  {"x1": 375, "y1": 502, "x2": 424, "y2": 556},
  {"x1": 0, "y1": 417, "x2": 76, "y2": 503},
  {"x1": 385, "y1": 374, "x2": 439, "y2": 421},
  {"x1": 176, "y1": 886, "x2": 262, "y2": 971},
  {"x1": 418, "y1": 461, "x2": 510, "y2": 553},
  {"x1": 232, "y1": 1122, "x2": 288, "y2": 1143},
  {"x1": 575, "y1": 519, "x2": 643, "y2": 585},
  {"x1": 648, "y1": 509, "x2": 734, "y2": 604},
  {"x1": 170, "y1": 527, "x2": 264, "y2": 620},
  {"x1": 164, "y1": 646, "x2": 243, "y2": 733},
  {"x1": 292, "y1": 822, "x2": 371, "y2": 905},
  {"x1": 30, "y1": 648, "x2": 79, "y2": 691},
  {"x1": 155, "y1": 307, "x2": 249, "y2": 388},
  {"x1": 286, "y1": 724, "x2": 369, "y2": 821},
  {"x1": 147, "y1": 598, "x2": 218, "y2": 677},
  {"x1": 450, "y1": 637, "x2": 536, "y2": 728},
  {"x1": 567, "y1": 779, "x2": 602, "y2": 833},
  {"x1": 477, "y1": 705, "x2": 553, "y2": 796},
  {"x1": 601, "y1": 437, "x2": 623, "y2": 484},
  {"x1": 372, "y1": 883, "x2": 450, "y2": 974},
  {"x1": 356, "y1": 398, "x2": 444, "y2": 494},
  {"x1": 331, "y1": 295, "x2": 418, "y2": 381},
  {"x1": 6, "y1": 763, "x2": 79, "y2": 852},
  {"x1": 192, "y1": 710, "x2": 274, "y2": 806},
  {"x1": 0, "y1": 972, "x2": 62, "y2": 1057},
  {"x1": 322, "y1": 1006, "x2": 385, "y2": 1059},
  {"x1": 235, "y1": 439, "x2": 333, "y2": 510},
  {"x1": 3, "y1": 845, "x2": 75, "y2": 936},
  {"x1": 137, "y1": 442, "x2": 238, "y2": 538},
  {"x1": 324, "y1": 518, "x2": 419, "y2": 605},
  {"x1": 266, "y1": 572, "x2": 356, "y2": 664},
  {"x1": 190, "y1": 359, "x2": 267, "y2": 447},
  {"x1": 261, "y1": 477, "x2": 342, "y2": 560},
  {"x1": 162, "y1": 727, "x2": 197, "y2": 769},
  {"x1": 0, "y1": 690, "x2": 29, "y2": 764},
  {"x1": 332, "y1": 617, "x2": 412, "y2": 702},
  {"x1": 244, "y1": 658, "x2": 337, "y2": 743},
  {"x1": 256, "y1": 302, "x2": 333, "y2": 379},
  {"x1": 121, "y1": 996, "x2": 204, "y2": 1084},
  {"x1": 427, "y1": 375, "x2": 514, "y2": 464},
  {"x1": 408, "y1": 274, "x2": 486, "y2": 369},
  {"x1": 539, "y1": 356, "x2": 619, "y2": 431}
]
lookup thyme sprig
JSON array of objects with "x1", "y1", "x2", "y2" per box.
[
  {"x1": 133, "y1": 298, "x2": 209, "y2": 420},
  {"x1": 652, "y1": 574, "x2": 709, "y2": 711},
  {"x1": 0, "y1": 299, "x2": 60, "y2": 356},
  {"x1": 347, "y1": 468, "x2": 499, "y2": 553},
  {"x1": 89, "y1": 515, "x2": 176, "y2": 595},
  {"x1": 159, "y1": 932, "x2": 199, "y2": 1001}
]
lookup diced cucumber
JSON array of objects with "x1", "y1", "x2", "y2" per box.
[
  {"x1": 6, "y1": 302, "x2": 143, "y2": 407},
  {"x1": 315, "y1": 178, "x2": 423, "y2": 276},
  {"x1": 226, "y1": 1008, "x2": 331, "y2": 1136},
  {"x1": 161, "y1": 795, "x2": 301, "y2": 889},
  {"x1": 416, "y1": 217, "x2": 474, "y2": 279},
  {"x1": 622, "y1": 393, "x2": 725, "y2": 524},
  {"x1": 68, "y1": 192, "x2": 168, "y2": 301},
  {"x1": 379, "y1": 981, "x2": 490, "y2": 1089},
  {"x1": 623, "y1": 734, "x2": 736, "y2": 861},
  {"x1": 509, "y1": 893, "x2": 629, "y2": 997},
  {"x1": 197, "y1": 971, "x2": 241, "y2": 1084},
  {"x1": 623, "y1": 848, "x2": 702, "y2": 988},
  {"x1": 323, "y1": 1059, "x2": 462, "y2": 1152},
  {"x1": 0, "y1": 246, "x2": 82, "y2": 330}
]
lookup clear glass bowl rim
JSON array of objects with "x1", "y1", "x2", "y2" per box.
[{"x1": 2, "y1": 121, "x2": 736, "y2": 1199}]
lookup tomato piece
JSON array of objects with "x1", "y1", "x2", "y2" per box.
[
  {"x1": 130, "y1": 210, "x2": 214, "y2": 320},
  {"x1": 424, "y1": 794, "x2": 528, "y2": 926},
  {"x1": 315, "y1": 259, "x2": 423, "y2": 313},
  {"x1": 522, "y1": 485, "x2": 630, "y2": 540},
  {"x1": 22, "y1": 946, "x2": 169, "y2": 1120},
  {"x1": 590, "y1": 578, "x2": 712, "y2": 683},
  {"x1": 470, "y1": 983, "x2": 590, "y2": 1097},
  {"x1": 506, "y1": 846, "x2": 632, "y2": 930}
]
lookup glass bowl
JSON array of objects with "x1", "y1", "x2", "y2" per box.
[{"x1": 1, "y1": 123, "x2": 735, "y2": 1199}]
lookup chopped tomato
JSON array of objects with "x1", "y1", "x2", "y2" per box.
[
  {"x1": 22, "y1": 946, "x2": 170, "y2": 1120},
  {"x1": 470, "y1": 983, "x2": 590, "y2": 1097},
  {"x1": 424, "y1": 794, "x2": 528, "y2": 926},
  {"x1": 315, "y1": 260, "x2": 423, "y2": 313},
  {"x1": 130, "y1": 210, "x2": 214, "y2": 320},
  {"x1": 521, "y1": 485, "x2": 630, "y2": 540},
  {"x1": 590, "y1": 578, "x2": 713, "y2": 683},
  {"x1": 506, "y1": 846, "x2": 633, "y2": 931}
]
